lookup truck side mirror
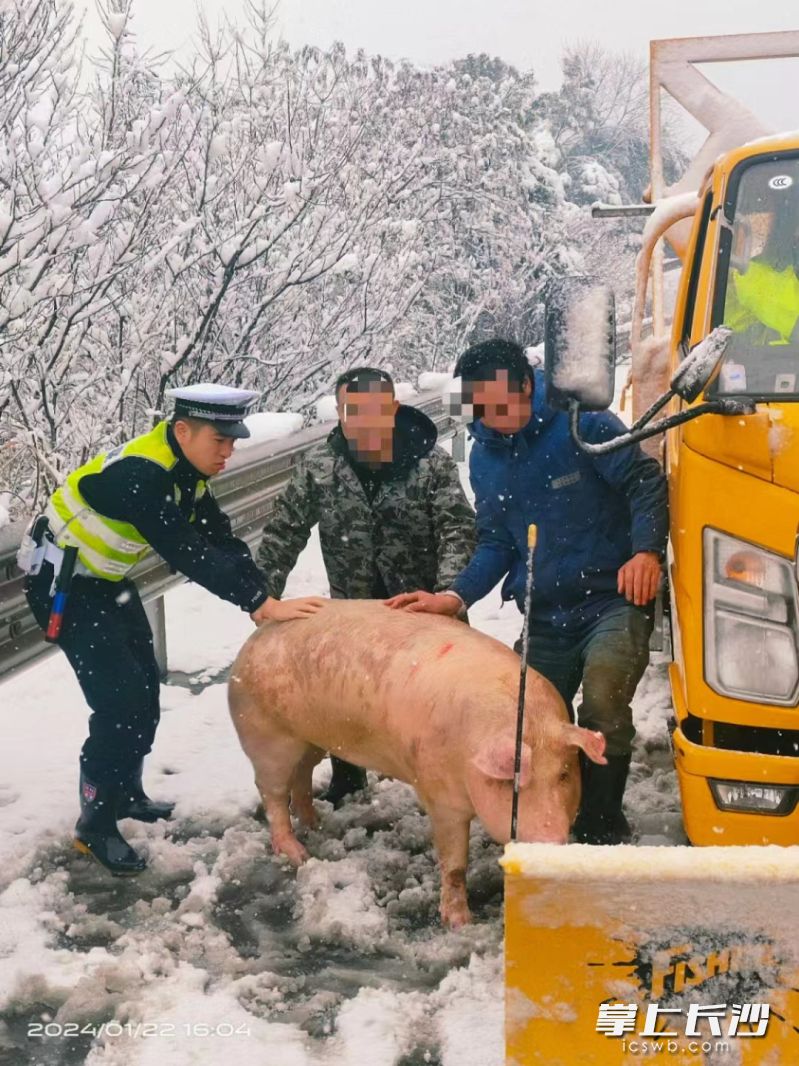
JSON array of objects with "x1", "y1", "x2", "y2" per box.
[
  {"x1": 671, "y1": 326, "x2": 732, "y2": 403},
  {"x1": 544, "y1": 277, "x2": 616, "y2": 411}
]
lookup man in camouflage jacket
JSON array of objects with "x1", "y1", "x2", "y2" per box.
[{"x1": 256, "y1": 366, "x2": 475, "y2": 803}]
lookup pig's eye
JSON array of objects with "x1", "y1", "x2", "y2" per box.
[{"x1": 558, "y1": 769, "x2": 571, "y2": 783}]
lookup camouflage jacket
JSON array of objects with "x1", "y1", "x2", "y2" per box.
[{"x1": 256, "y1": 405, "x2": 475, "y2": 599}]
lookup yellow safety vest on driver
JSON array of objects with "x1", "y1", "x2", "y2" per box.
[
  {"x1": 725, "y1": 260, "x2": 799, "y2": 344},
  {"x1": 45, "y1": 421, "x2": 207, "y2": 581}
]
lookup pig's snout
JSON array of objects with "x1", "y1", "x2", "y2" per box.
[
  {"x1": 515, "y1": 807, "x2": 571, "y2": 846},
  {"x1": 516, "y1": 823, "x2": 569, "y2": 846},
  {"x1": 530, "y1": 831, "x2": 568, "y2": 845},
  {"x1": 534, "y1": 827, "x2": 571, "y2": 844}
]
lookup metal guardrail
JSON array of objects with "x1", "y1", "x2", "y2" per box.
[{"x1": 0, "y1": 390, "x2": 462, "y2": 682}]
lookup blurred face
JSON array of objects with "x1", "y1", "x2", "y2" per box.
[
  {"x1": 468, "y1": 369, "x2": 532, "y2": 434},
  {"x1": 337, "y1": 383, "x2": 399, "y2": 463},
  {"x1": 173, "y1": 420, "x2": 235, "y2": 476}
]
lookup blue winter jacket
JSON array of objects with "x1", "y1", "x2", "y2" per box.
[{"x1": 449, "y1": 371, "x2": 669, "y2": 628}]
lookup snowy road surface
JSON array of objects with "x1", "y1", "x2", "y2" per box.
[{"x1": 0, "y1": 454, "x2": 682, "y2": 1066}]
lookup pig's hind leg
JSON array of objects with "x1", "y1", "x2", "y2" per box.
[
  {"x1": 289, "y1": 746, "x2": 325, "y2": 830},
  {"x1": 247, "y1": 731, "x2": 317, "y2": 866}
]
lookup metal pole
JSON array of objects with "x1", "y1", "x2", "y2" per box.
[
  {"x1": 511, "y1": 524, "x2": 537, "y2": 842},
  {"x1": 591, "y1": 204, "x2": 656, "y2": 219},
  {"x1": 144, "y1": 596, "x2": 168, "y2": 679},
  {"x1": 649, "y1": 41, "x2": 666, "y2": 344}
]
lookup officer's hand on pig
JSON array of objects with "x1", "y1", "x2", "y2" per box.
[{"x1": 251, "y1": 595, "x2": 330, "y2": 624}]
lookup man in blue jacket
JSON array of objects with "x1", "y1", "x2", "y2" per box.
[{"x1": 387, "y1": 339, "x2": 668, "y2": 845}]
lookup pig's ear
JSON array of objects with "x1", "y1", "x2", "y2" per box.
[
  {"x1": 472, "y1": 738, "x2": 533, "y2": 787},
  {"x1": 563, "y1": 725, "x2": 608, "y2": 765}
]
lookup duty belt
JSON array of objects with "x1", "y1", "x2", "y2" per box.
[{"x1": 17, "y1": 524, "x2": 91, "y2": 582}]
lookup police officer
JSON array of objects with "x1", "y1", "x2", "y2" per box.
[{"x1": 23, "y1": 384, "x2": 327, "y2": 876}]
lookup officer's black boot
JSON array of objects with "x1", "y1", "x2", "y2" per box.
[
  {"x1": 319, "y1": 756, "x2": 368, "y2": 809},
  {"x1": 572, "y1": 753, "x2": 633, "y2": 846},
  {"x1": 74, "y1": 771, "x2": 147, "y2": 875},
  {"x1": 117, "y1": 759, "x2": 175, "y2": 823}
]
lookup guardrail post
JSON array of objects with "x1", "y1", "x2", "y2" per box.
[
  {"x1": 144, "y1": 597, "x2": 168, "y2": 679},
  {"x1": 451, "y1": 427, "x2": 466, "y2": 463}
]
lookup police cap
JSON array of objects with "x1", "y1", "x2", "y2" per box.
[{"x1": 166, "y1": 383, "x2": 258, "y2": 439}]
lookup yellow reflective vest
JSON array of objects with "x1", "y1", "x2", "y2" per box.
[
  {"x1": 725, "y1": 260, "x2": 799, "y2": 344},
  {"x1": 45, "y1": 421, "x2": 206, "y2": 581}
]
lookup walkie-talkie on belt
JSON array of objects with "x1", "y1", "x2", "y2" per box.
[{"x1": 16, "y1": 515, "x2": 50, "y2": 574}]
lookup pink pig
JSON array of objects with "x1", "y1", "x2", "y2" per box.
[{"x1": 228, "y1": 600, "x2": 606, "y2": 927}]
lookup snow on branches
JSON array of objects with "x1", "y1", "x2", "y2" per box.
[{"x1": 0, "y1": 2, "x2": 646, "y2": 517}]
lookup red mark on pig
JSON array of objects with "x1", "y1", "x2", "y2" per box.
[{"x1": 437, "y1": 643, "x2": 454, "y2": 659}]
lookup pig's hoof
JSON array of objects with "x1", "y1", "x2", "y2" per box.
[
  {"x1": 441, "y1": 901, "x2": 472, "y2": 929},
  {"x1": 292, "y1": 806, "x2": 320, "y2": 831},
  {"x1": 272, "y1": 837, "x2": 309, "y2": 866}
]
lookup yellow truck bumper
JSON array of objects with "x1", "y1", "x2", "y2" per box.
[
  {"x1": 672, "y1": 724, "x2": 799, "y2": 846},
  {"x1": 502, "y1": 842, "x2": 799, "y2": 1065}
]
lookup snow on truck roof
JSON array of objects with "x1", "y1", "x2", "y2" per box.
[
  {"x1": 739, "y1": 130, "x2": 799, "y2": 153},
  {"x1": 501, "y1": 842, "x2": 799, "y2": 881},
  {"x1": 641, "y1": 133, "x2": 799, "y2": 216},
  {"x1": 710, "y1": 131, "x2": 799, "y2": 182}
]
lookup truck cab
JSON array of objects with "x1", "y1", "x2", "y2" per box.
[
  {"x1": 543, "y1": 134, "x2": 799, "y2": 847},
  {"x1": 668, "y1": 135, "x2": 799, "y2": 844}
]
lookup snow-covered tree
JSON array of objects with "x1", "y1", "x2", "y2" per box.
[
  {"x1": 0, "y1": 4, "x2": 660, "y2": 521},
  {"x1": 0, "y1": 0, "x2": 202, "y2": 508},
  {"x1": 376, "y1": 53, "x2": 581, "y2": 367}
]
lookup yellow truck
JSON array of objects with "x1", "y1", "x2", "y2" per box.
[
  {"x1": 661, "y1": 138, "x2": 799, "y2": 847},
  {"x1": 547, "y1": 95, "x2": 799, "y2": 853},
  {"x1": 505, "y1": 31, "x2": 799, "y2": 1066}
]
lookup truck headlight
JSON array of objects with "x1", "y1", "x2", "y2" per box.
[
  {"x1": 704, "y1": 529, "x2": 799, "y2": 705},
  {"x1": 709, "y1": 779, "x2": 799, "y2": 815}
]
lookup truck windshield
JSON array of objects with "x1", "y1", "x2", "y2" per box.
[{"x1": 714, "y1": 155, "x2": 799, "y2": 399}]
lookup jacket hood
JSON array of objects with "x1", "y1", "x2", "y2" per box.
[
  {"x1": 467, "y1": 369, "x2": 558, "y2": 449},
  {"x1": 328, "y1": 402, "x2": 437, "y2": 471}
]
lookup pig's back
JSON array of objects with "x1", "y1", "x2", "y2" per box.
[{"x1": 229, "y1": 600, "x2": 521, "y2": 759}]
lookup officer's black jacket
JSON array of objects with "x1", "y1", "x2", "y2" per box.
[{"x1": 77, "y1": 425, "x2": 269, "y2": 612}]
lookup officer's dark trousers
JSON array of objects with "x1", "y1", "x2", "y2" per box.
[
  {"x1": 517, "y1": 603, "x2": 653, "y2": 757},
  {"x1": 26, "y1": 562, "x2": 161, "y2": 787}
]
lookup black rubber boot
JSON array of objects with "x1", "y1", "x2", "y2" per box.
[
  {"x1": 73, "y1": 771, "x2": 147, "y2": 875},
  {"x1": 319, "y1": 756, "x2": 368, "y2": 809},
  {"x1": 117, "y1": 760, "x2": 175, "y2": 823},
  {"x1": 572, "y1": 753, "x2": 633, "y2": 845}
]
